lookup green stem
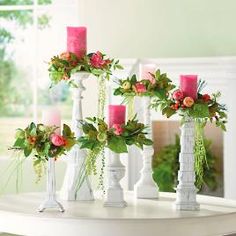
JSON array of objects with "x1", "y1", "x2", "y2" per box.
[
  {"x1": 194, "y1": 119, "x2": 207, "y2": 189},
  {"x1": 98, "y1": 76, "x2": 106, "y2": 119}
]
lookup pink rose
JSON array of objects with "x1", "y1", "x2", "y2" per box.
[
  {"x1": 51, "y1": 134, "x2": 66, "y2": 147},
  {"x1": 172, "y1": 89, "x2": 184, "y2": 101},
  {"x1": 134, "y1": 82, "x2": 147, "y2": 94},
  {"x1": 90, "y1": 51, "x2": 109, "y2": 69},
  {"x1": 112, "y1": 124, "x2": 124, "y2": 136}
]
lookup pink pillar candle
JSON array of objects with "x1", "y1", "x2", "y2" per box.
[
  {"x1": 67, "y1": 26, "x2": 87, "y2": 59},
  {"x1": 140, "y1": 64, "x2": 156, "y2": 84},
  {"x1": 42, "y1": 108, "x2": 61, "y2": 134},
  {"x1": 108, "y1": 105, "x2": 126, "y2": 128},
  {"x1": 180, "y1": 75, "x2": 198, "y2": 100}
]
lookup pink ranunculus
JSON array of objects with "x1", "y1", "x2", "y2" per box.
[
  {"x1": 172, "y1": 89, "x2": 184, "y2": 101},
  {"x1": 90, "y1": 51, "x2": 108, "y2": 69},
  {"x1": 112, "y1": 124, "x2": 124, "y2": 136},
  {"x1": 134, "y1": 82, "x2": 147, "y2": 94},
  {"x1": 51, "y1": 134, "x2": 66, "y2": 147}
]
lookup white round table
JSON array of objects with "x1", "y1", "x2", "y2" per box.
[{"x1": 0, "y1": 192, "x2": 236, "y2": 236}]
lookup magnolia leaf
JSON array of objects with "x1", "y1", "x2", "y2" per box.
[
  {"x1": 143, "y1": 139, "x2": 153, "y2": 146},
  {"x1": 13, "y1": 138, "x2": 25, "y2": 148},
  {"x1": 192, "y1": 103, "x2": 210, "y2": 118},
  {"x1": 63, "y1": 124, "x2": 72, "y2": 137},
  {"x1": 24, "y1": 146, "x2": 32, "y2": 157},
  {"x1": 107, "y1": 136, "x2": 128, "y2": 153},
  {"x1": 130, "y1": 74, "x2": 137, "y2": 84},
  {"x1": 162, "y1": 106, "x2": 176, "y2": 118}
]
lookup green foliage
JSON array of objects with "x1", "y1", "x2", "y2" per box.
[
  {"x1": 113, "y1": 69, "x2": 175, "y2": 100},
  {"x1": 151, "y1": 80, "x2": 227, "y2": 132},
  {"x1": 152, "y1": 135, "x2": 218, "y2": 192},
  {"x1": 48, "y1": 52, "x2": 123, "y2": 88},
  {"x1": 78, "y1": 116, "x2": 153, "y2": 175},
  {"x1": 11, "y1": 122, "x2": 77, "y2": 181}
]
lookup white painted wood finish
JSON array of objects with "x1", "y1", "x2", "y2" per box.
[
  {"x1": 174, "y1": 118, "x2": 199, "y2": 210},
  {"x1": 113, "y1": 57, "x2": 236, "y2": 200},
  {"x1": 60, "y1": 72, "x2": 94, "y2": 201},
  {"x1": 134, "y1": 97, "x2": 159, "y2": 199},
  {"x1": 1, "y1": 192, "x2": 236, "y2": 236},
  {"x1": 104, "y1": 151, "x2": 127, "y2": 208}
]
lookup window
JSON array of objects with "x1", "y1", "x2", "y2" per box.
[{"x1": 0, "y1": 0, "x2": 79, "y2": 157}]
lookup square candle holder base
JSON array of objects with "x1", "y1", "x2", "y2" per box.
[
  {"x1": 38, "y1": 199, "x2": 65, "y2": 213},
  {"x1": 173, "y1": 202, "x2": 200, "y2": 211},
  {"x1": 134, "y1": 184, "x2": 159, "y2": 199},
  {"x1": 104, "y1": 201, "x2": 127, "y2": 208}
]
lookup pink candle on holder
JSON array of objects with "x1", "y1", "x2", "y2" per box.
[
  {"x1": 67, "y1": 26, "x2": 87, "y2": 59},
  {"x1": 180, "y1": 75, "x2": 198, "y2": 100},
  {"x1": 42, "y1": 108, "x2": 61, "y2": 134},
  {"x1": 108, "y1": 105, "x2": 126, "y2": 128},
  {"x1": 140, "y1": 64, "x2": 156, "y2": 84}
]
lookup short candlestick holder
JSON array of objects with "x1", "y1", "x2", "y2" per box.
[
  {"x1": 38, "y1": 158, "x2": 64, "y2": 212},
  {"x1": 60, "y1": 72, "x2": 94, "y2": 201},
  {"x1": 104, "y1": 151, "x2": 127, "y2": 208},
  {"x1": 134, "y1": 97, "x2": 159, "y2": 199},
  {"x1": 174, "y1": 117, "x2": 200, "y2": 211}
]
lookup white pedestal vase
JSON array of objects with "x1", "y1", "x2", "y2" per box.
[
  {"x1": 104, "y1": 151, "x2": 127, "y2": 208},
  {"x1": 174, "y1": 118, "x2": 200, "y2": 211},
  {"x1": 134, "y1": 97, "x2": 159, "y2": 199},
  {"x1": 38, "y1": 158, "x2": 64, "y2": 212},
  {"x1": 60, "y1": 72, "x2": 94, "y2": 201}
]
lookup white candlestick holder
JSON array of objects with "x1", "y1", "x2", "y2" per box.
[
  {"x1": 104, "y1": 151, "x2": 127, "y2": 208},
  {"x1": 134, "y1": 97, "x2": 159, "y2": 199},
  {"x1": 60, "y1": 72, "x2": 94, "y2": 201},
  {"x1": 174, "y1": 117, "x2": 200, "y2": 211},
  {"x1": 38, "y1": 158, "x2": 64, "y2": 212}
]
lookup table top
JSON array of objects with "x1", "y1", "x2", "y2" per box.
[{"x1": 1, "y1": 192, "x2": 236, "y2": 236}]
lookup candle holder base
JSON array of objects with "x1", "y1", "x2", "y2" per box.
[
  {"x1": 60, "y1": 148, "x2": 94, "y2": 201},
  {"x1": 38, "y1": 199, "x2": 65, "y2": 213},
  {"x1": 134, "y1": 184, "x2": 159, "y2": 199},
  {"x1": 173, "y1": 202, "x2": 200, "y2": 211},
  {"x1": 104, "y1": 201, "x2": 127, "y2": 208}
]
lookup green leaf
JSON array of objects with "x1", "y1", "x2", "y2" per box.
[
  {"x1": 107, "y1": 136, "x2": 128, "y2": 153},
  {"x1": 62, "y1": 124, "x2": 72, "y2": 137},
  {"x1": 162, "y1": 106, "x2": 176, "y2": 118},
  {"x1": 13, "y1": 138, "x2": 25, "y2": 148},
  {"x1": 130, "y1": 74, "x2": 137, "y2": 84},
  {"x1": 24, "y1": 146, "x2": 32, "y2": 157},
  {"x1": 191, "y1": 103, "x2": 210, "y2": 118}
]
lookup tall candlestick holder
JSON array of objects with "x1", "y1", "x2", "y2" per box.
[
  {"x1": 134, "y1": 97, "x2": 159, "y2": 199},
  {"x1": 104, "y1": 151, "x2": 127, "y2": 208},
  {"x1": 60, "y1": 72, "x2": 94, "y2": 201},
  {"x1": 38, "y1": 158, "x2": 64, "y2": 212},
  {"x1": 174, "y1": 117, "x2": 200, "y2": 211}
]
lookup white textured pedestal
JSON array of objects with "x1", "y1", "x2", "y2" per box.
[
  {"x1": 134, "y1": 97, "x2": 159, "y2": 199},
  {"x1": 104, "y1": 151, "x2": 127, "y2": 208},
  {"x1": 60, "y1": 72, "x2": 94, "y2": 201},
  {"x1": 174, "y1": 118, "x2": 199, "y2": 211}
]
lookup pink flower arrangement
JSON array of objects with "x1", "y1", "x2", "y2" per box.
[
  {"x1": 51, "y1": 134, "x2": 66, "y2": 147},
  {"x1": 134, "y1": 82, "x2": 147, "y2": 94},
  {"x1": 112, "y1": 124, "x2": 124, "y2": 136},
  {"x1": 172, "y1": 89, "x2": 184, "y2": 101},
  {"x1": 90, "y1": 51, "x2": 111, "y2": 69}
]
